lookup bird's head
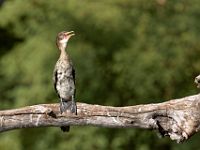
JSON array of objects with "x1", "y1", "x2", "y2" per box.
[{"x1": 56, "y1": 31, "x2": 75, "y2": 50}]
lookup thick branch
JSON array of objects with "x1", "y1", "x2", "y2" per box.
[{"x1": 1, "y1": 94, "x2": 200, "y2": 143}]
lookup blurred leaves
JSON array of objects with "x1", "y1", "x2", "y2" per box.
[{"x1": 0, "y1": 0, "x2": 200, "y2": 150}]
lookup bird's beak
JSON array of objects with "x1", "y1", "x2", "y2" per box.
[{"x1": 65, "y1": 31, "x2": 75, "y2": 37}]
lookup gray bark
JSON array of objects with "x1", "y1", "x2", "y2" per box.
[{"x1": 0, "y1": 94, "x2": 200, "y2": 143}]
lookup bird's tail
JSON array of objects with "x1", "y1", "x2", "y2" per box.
[
  {"x1": 60, "y1": 99, "x2": 70, "y2": 132},
  {"x1": 61, "y1": 126, "x2": 70, "y2": 132}
]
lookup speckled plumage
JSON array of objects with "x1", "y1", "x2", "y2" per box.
[
  {"x1": 53, "y1": 57, "x2": 76, "y2": 109},
  {"x1": 53, "y1": 31, "x2": 76, "y2": 132},
  {"x1": 53, "y1": 31, "x2": 76, "y2": 113}
]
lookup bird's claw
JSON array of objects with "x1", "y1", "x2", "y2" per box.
[
  {"x1": 70, "y1": 102, "x2": 77, "y2": 114},
  {"x1": 60, "y1": 100, "x2": 77, "y2": 114}
]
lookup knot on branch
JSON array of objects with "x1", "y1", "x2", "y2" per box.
[
  {"x1": 154, "y1": 115, "x2": 188, "y2": 143},
  {"x1": 47, "y1": 110, "x2": 57, "y2": 118},
  {"x1": 153, "y1": 107, "x2": 200, "y2": 144}
]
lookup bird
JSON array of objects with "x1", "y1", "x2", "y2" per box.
[{"x1": 53, "y1": 31, "x2": 77, "y2": 132}]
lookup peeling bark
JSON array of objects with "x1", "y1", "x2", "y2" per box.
[{"x1": 0, "y1": 94, "x2": 200, "y2": 143}]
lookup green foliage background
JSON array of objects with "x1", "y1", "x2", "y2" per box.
[{"x1": 0, "y1": 0, "x2": 200, "y2": 149}]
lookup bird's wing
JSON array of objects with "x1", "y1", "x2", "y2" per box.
[
  {"x1": 72, "y1": 67, "x2": 76, "y2": 84},
  {"x1": 71, "y1": 66, "x2": 76, "y2": 97},
  {"x1": 53, "y1": 66, "x2": 59, "y2": 96}
]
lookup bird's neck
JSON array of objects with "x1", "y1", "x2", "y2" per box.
[{"x1": 59, "y1": 45, "x2": 70, "y2": 60}]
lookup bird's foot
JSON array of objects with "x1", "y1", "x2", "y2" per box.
[
  {"x1": 70, "y1": 101, "x2": 77, "y2": 115},
  {"x1": 60, "y1": 100, "x2": 77, "y2": 114},
  {"x1": 60, "y1": 100, "x2": 70, "y2": 114}
]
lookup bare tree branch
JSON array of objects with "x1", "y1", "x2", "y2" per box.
[
  {"x1": 0, "y1": 93, "x2": 200, "y2": 143},
  {"x1": 195, "y1": 75, "x2": 200, "y2": 88}
]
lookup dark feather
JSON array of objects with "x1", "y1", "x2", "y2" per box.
[
  {"x1": 61, "y1": 126, "x2": 70, "y2": 132},
  {"x1": 72, "y1": 67, "x2": 76, "y2": 84},
  {"x1": 53, "y1": 68, "x2": 59, "y2": 97}
]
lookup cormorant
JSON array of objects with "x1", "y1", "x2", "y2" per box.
[{"x1": 53, "y1": 31, "x2": 77, "y2": 131}]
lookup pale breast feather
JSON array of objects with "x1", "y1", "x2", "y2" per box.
[{"x1": 54, "y1": 59, "x2": 75, "y2": 99}]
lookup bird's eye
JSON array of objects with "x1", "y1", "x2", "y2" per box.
[{"x1": 59, "y1": 36, "x2": 64, "y2": 40}]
